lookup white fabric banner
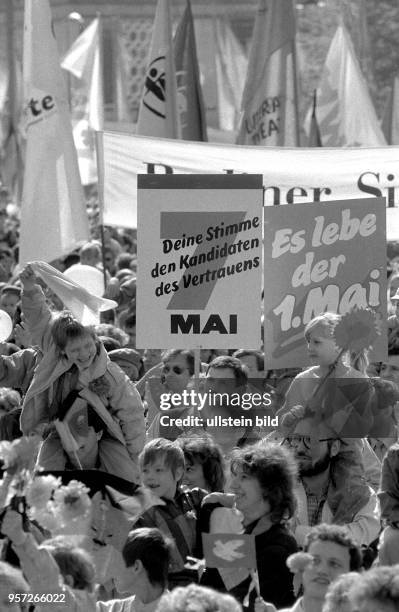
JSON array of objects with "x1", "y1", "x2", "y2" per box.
[
  {"x1": 20, "y1": 0, "x2": 89, "y2": 264},
  {"x1": 101, "y1": 130, "x2": 399, "y2": 240}
]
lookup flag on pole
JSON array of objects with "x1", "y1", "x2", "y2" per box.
[
  {"x1": 173, "y1": 0, "x2": 207, "y2": 141},
  {"x1": 202, "y1": 533, "x2": 256, "y2": 568},
  {"x1": 0, "y1": 60, "x2": 24, "y2": 201},
  {"x1": 115, "y1": 28, "x2": 133, "y2": 123},
  {"x1": 313, "y1": 25, "x2": 386, "y2": 147},
  {"x1": 137, "y1": 0, "x2": 179, "y2": 138},
  {"x1": 19, "y1": 0, "x2": 89, "y2": 265},
  {"x1": 214, "y1": 19, "x2": 248, "y2": 132},
  {"x1": 61, "y1": 17, "x2": 104, "y2": 185},
  {"x1": 30, "y1": 261, "x2": 117, "y2": 325},
  {"x1": 307, "y1": 89, "x2": 322, "y2": 147},
  {"x1": 382, "y1": 76, "x2": 399, "y2": 145},
  {"x1": 236, "y1": 0, "x2": 299, "y2": 146}
]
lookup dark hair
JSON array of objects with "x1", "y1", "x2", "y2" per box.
[
  {"x1": 349, "y1": 565, "x2": 399, "y2": 610},
  {"x1": 140, "y1": 438, "x2": 185, "y2": 479},
  {"x1": 116, "y1": 253, "x2": 135, "y2": 270},
  {"x1": 124, "y1": 313, "x2": 136, "y2": 329},
  {"x1": 99, "y1": 335, "x2": 121, "y2": 352},
  {"x1": 232, "y1": 349, "x2": 264, "y2": 372},
  {"x1": 63, "y1": 253, "x2": 80, "y2": 269},
  {"x1": 304, "y1": 524, "x2": 363, "y2": 571},
  {"x1": 162, "y1": 349, "x2": 195, "y2": 376},
  {"x1": 51, "y1": 311, "x2": 98, "y2": 353},
  {"x1": 41, "y1": 538, "x2": 96, "y2": 592},
  {"x1": 207, "y1": 355, "x2": 248, "y2": 387},
  {"x1": 0, "y1": 406, "x2": 22, "y2": 441},
  {"x1": 122, "y1": 527, "x2": 171, "y2": 588},
  {"x1": 177, "y1": 434, "x2": 225, "y2": 492},
  {"x1": 230, "y1": 442, "x2": 298, "y2": 524}
]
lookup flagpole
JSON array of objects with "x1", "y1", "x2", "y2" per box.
[
  {"x1": 291, "y1": 0, "x2": 301, "y2": 147},
  {"x1": 94, "y1": 12, "x2": 108, "y2": 293},
  {"x1": 5, "y1": 0, "x2": 20, "y2": 201},
  {"x1": 95, "y1": 130, "x2": 108, "y2": 293},
  {"x1": 6, "y1": 0, "x2": 16, "y2": 140}
]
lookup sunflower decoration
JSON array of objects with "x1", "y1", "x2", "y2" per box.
[{"x1": 333, "y1": 308, "x2": 381, "y2": 353}]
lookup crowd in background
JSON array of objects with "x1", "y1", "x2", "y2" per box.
[{"x1": 0, "y1": 194, "x2": 397, "y2": 612}]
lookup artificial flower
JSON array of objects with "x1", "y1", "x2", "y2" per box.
[
  {"x1": 286, "y1": 551, "x2": 313, "y2": 574},
  {"x1": 52, "y1": 480, "x2": 92, "y2": 524},
  {"x1": 25, "y1": 475, "x2": 61, "y2": 511},
  {"x1": 0, "y1": 436, "x2": 39, "y2": 474}
]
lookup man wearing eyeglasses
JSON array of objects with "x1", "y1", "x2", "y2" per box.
[
  {"x1": 283, "y1": 418, "x2": 380, "y2": 548},
  {"x1": 201, "y1": 355, "x2": 261, "y2": 455},
  {"x1": 146, "y1": 349, "x2": 196, "y2": 441}
]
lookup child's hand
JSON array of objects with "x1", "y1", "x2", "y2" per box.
[
  {"x1": 254, "y1": 597, "x2": 277, "y2": 612},
  {"x1": 1, "y1": 509, "x2": 26, "y2": 545},
  {"x1": 19, "y1": 264, "x2": 37, "y2": 291},
  {"x1": 14, "y1": 322, "x2": 32, "y2": 348}
]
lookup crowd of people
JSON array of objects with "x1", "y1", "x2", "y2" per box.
[{"x1": 0, "y1": 206, "x2": 397, "y2": 611}]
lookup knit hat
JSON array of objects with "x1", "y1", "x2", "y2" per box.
[{"x1": 108, "y1": 348, "x2": 142, "y2": 370}]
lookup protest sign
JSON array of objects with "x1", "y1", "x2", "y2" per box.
[
  {"x1": 136, "y1": 174, "x2": 263, "y2": 349},
  {"x1": 100, "y1": 130, "x2": 399, "y2": 241},
  {"x1": 263, "y1": 197, "x2": 387, "y2": 368}
]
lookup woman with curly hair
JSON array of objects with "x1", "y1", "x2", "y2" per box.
[{"x1": 200, "y1": 442, "x2": 298, "y2": 611}]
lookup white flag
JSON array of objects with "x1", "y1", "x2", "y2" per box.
[
  {"x1": 237, "y1": 0, "x2": 299, "y2": 146},
  {"x1": 62, "y1": 17, "x2": 103, "y2": 184},
  {"x1": 313, "y1": 25, "x2": 386, "y2": 147},
  {"x1": 382, "y1": 76, "x2": 399, "y2": 145},
  {"x1": 214, "y1": 19, "x2": 248, "y2": 132},
  {"x1": 20, "y1": 0, "x2": 89, "y2": 265},
  {"x1": 137, "y1": 0, "x2": 179, "y2": 138}
]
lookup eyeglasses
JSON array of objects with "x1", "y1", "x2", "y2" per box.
[
  {"x1": 282, "y1": 436, "x2": 334, "y2": 450},
  {"x1": 162, "y1": 365, "x2": 188, "y2": 375}
]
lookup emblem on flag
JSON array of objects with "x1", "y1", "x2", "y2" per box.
[{"x1": 202, "y1": 533, "x2": 257, "y2": 568}]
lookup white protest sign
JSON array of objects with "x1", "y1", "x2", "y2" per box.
[
  {"x1": 101, "y1": 130, "x2": 399, "y2": 240},
  {"x1": 137, "y1": 175, "x2": 263, "y2": 349}
]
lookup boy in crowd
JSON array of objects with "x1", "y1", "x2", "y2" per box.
[
  {"x1": 134, "y1": 438, "x2": 207, "y2": 588},
  {"x1": 97, "y1": 528, "x2": 170, "y2": 612}
]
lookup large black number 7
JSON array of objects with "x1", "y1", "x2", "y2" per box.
[{"x1": 161, "y1": 211, "x2": 247, "y2": 310}]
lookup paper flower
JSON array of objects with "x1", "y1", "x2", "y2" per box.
[
  {"x1": 287, "y1": 551, "x2": 314, "y2": 596},
  {"x1": 25, "y1": 475, "x2": 61, "y2": 511},
  {"x1": 52, "y1": 480, "x2": 92, "y2": 524},
  {"x1": 0, "y1": 437, "x2": 39, "y2": 475},
  {"x1": 334, "y1": 309, "x2": 381, "y2": 352},
  {"x1": 287, "y1": 552, "x2": 314, "y2": 574}
]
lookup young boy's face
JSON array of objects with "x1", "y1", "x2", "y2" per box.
[
  {"x1": 64, "y1": 333, "x2": 97, "y2": 370},
  {"x1": 141, "y1": 455, "x2": 184, "y2": 500}
]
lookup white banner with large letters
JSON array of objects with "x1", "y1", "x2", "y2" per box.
[{"x1": 100, "y1": 130, "x2": 399, "y2": 240}]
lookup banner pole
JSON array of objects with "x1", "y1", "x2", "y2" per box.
[{"x1": 95, "y1": 130, "x2": 108, "y2": 292}]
